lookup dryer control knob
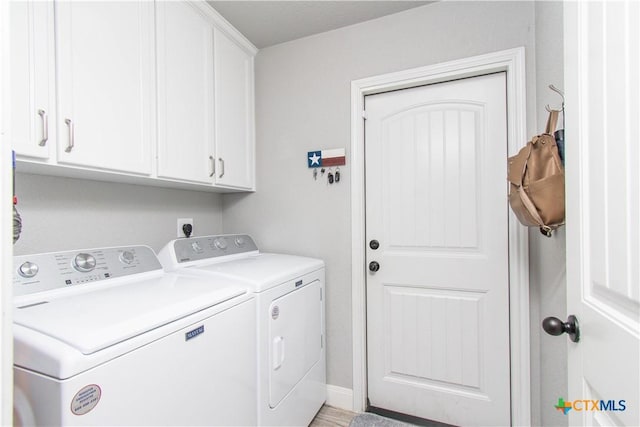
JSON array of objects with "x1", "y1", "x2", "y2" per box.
[
  {"x1": 73, "y1": 253, "x2": 96, "y2": 272},
  {"x1": 18, "y1": 261, "x2": 39, "y2": 278},
  {"x1": 119, "y1": 251, "x2": 135, "y2": 265},
  {"x1": 235, "y1": 236, "x2": 245, "y2": 247},
  {"x1": 214, "y1": 238, "x2": 228, "y2": 250}
]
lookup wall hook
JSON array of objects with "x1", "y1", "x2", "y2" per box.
[{"x1": 545, "y1": 84, "x2": 565, "y2": 112}]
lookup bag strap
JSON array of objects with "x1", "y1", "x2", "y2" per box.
[
  {"x1": 515, "y1": 142, "x2": 555, "y2": 235},
  {"x1": 517, "y1": 186, "x2": 545, "y2": 228},
  {"x1": 545, "y1": 110, "x2": 559, "y2": 134},
  {"x1": 513, "y1": 142, "x2": 534, "y2": 186}
]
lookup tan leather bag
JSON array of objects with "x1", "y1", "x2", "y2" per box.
[{"x1": 508, "y1": 110, "x2": 565, "y2": 236}]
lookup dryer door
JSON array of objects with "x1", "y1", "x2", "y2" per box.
[{"x1": 269, "y1": 279, "x2": 322, "y2": 408}]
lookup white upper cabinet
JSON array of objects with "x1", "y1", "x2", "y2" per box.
[
  {"x1": 156, "y1": 1, "x2": 215, "y2": 184},
  {"x1": 10, "y1": 0, "x2": 56, "y2": 160},
  {"x1": 55, "y1": 1, "x2": 155, "y2": 175},
  {"x1": 214, "y1": 28, "x2": 255, "y2": 190},
  {"x1": 9, "y1": 0, "x2": 255, "y2": 192}
]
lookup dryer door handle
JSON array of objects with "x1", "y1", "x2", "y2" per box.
[{"x1": 272, "y1": 336, "x2": 285, "y2": 371}]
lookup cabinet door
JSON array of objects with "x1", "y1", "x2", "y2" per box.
[
  {"x1": 56, "y1": 1, "x2": 154, "y2": 175},
  {"x1": 10, "y1": 0, "x2": 55, "y2": 160},
  {"x1": 156, "y1": 1, "x2": 215, "y2": 184},
  {"x1": 214, "y1": 28, "x2": 255, "y2": 190}
]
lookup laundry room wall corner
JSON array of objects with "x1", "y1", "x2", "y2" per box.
[
  {"x1": 222, "y1": 0, "x2": 537, "y2": 394},
  {"x1": 531, "y1": 2, "x2": 567, "y2": 426}
]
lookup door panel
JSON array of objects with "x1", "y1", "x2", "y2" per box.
[
  {"x1": 365, "y1": 73, "x2": 510, "y2": 426},
  {"x1": 384, "y1": 286, "x2": 484, "y2": 391},
  {"x1": 565, "y1": 2, "x2": 639, "y2": 425},
  {"x1": 9, "y1": 0, "x2": 55, "y2": 160},
  {"x1": 56, "y1": 1, "x2": 154, "y2": 174},
  {"x1": 385, "y1": 106, "x2": 481, "y2": 250},
  {"x1": 156, "y1": 1, "x2": 215, "y2": 183},
  {"x1": 214, "y1": 28, "x2": 254, "y2": 189}
]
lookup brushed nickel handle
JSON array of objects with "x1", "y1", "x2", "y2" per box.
[
  {"x1": 209, "y1": 155, "x2": 215, "y2": 177},
  {"x1": 64, "y1": 119, "x2": 74, "y2": 152},
  {"x1": 37, "y1": 109, "x2": 48, "y2": 146},
  {"x1": 219, "y1": 157, "x2": 225, "y2": 178}
]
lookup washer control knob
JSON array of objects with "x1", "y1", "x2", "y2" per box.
[
  {"x1": 119, "y1": 251, "x2": 135, "y2": 265},
  {"x1": 73, "y1": 253, "x2": 96, "y2": 272},
  {"x1": 18, "y1": 261, "x2": 39, "y2": 278},
  {"x1": 191, "y1": 242, "x2": 202, "y2": 253},
  {"x1": 235, "y1": 236, "x2": 245, "y2": 247},
  {"x1": 214, "y1": 238, "x2": 228, "y2": 250}
]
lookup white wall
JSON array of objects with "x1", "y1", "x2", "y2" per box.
[
  {"x1": 222, "y1": 0, "x2": 540, "y2": 399},
  {"x1": 532, "y1": 2, "x2": 567, "y2": 426},
  {"x1": 13, "y1": 173, "x2": 224, "y2": 255}
]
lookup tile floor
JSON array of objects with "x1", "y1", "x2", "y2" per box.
[{"x1": 309, "y1": 405, "x2": 358, "y2": 427}]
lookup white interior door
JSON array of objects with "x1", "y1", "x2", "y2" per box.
[
  {"x1": 365, "y1": 73, "x2": 510, "y2": 426},
  {"x1": 564, "y1": 2, "x2": 639, "y2": 426}
]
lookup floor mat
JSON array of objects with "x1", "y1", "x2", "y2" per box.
[{"x1": 348, "y1": 412, "x2": 415, "y2": 427}]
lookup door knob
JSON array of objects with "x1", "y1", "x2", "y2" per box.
[
  {"x1": 542, "y1": 315, "x2": 580, "y2": 343},
  {"x1": 369, "y1": 261, "x2": 380, "y2": 272},
  {"x1": 369, "y1": 240, "x2": 380, "y2": 250}
]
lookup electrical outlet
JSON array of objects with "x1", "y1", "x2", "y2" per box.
[{"x1": 177, "y1": 218, "x2": 194, "y2": 238}]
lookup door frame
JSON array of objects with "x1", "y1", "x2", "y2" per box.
[
  {"x1": 350, "y1": 47, "x2": 531, "y2": 426},
  {"x1": 1, "y1": 0, "x2": 14, "y2": 423}
]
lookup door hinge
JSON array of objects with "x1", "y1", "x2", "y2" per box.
[{"x1": 362, "y1": 110, "x2": 368, "y2": 120}]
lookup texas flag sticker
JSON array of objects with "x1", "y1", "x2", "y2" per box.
[{"x1": 307, "y1": 148, "x2": 346, "y2": 168}]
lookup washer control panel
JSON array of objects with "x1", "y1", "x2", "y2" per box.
[
  {"x1": 173, "y1": 234, "x2": 258, "y2": 264},
  {"x1": 13, "y1": 246, "x2": 162, "y2": 297}
]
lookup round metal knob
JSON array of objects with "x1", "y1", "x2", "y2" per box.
[
  {"x1": 214, "y1": 238, "x2": 228, "y2": 250},
  {"x1": 18, "y1": 261, "x2": 39, "y2": 278},
  {"x1": 73, "y1": 253, "x2": 96, "y2": 272},
  {"x1": 369, "y1": 240, "x2": 380, "y2": 250},
  {"x1": 235, "y1": 236, "x2": 245, "y2": 247},
  {"x1": 542, "y1": 315, "x2": 580, "y2": 343},
  {"x1": 119, "y1": 251, "x2": 135, "y2": 265},
  {"x1": 369, "y1": 261, "x2": 380, "y2": 272}
]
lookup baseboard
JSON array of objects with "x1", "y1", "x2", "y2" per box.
[{"x1": 326, "y1": 384, "x2": 354, "y2": 411}]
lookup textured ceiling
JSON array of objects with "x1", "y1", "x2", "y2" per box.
[{"x1": 208, "y1": 1, "x2": 432, "y2": 49}]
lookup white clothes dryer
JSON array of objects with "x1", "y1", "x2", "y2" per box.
[
  {"x1": 158, "y1": 234, "x2": 326, "y2": 427},
  {"x1": 13, "y1": 245, "x2": 257, "y2": 426}
]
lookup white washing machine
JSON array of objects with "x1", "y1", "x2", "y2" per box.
[
  {"x1": 158, "y1": 234, "x2": 326, "y2": 427},
  {"x1": 12, "y1": 245, "x2": 257, "y2": 426}
]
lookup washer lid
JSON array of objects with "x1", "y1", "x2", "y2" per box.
[
  {"x1": 188, "y1": 253, "x2": 324, "y2": 292},
  {"x1": 13, "y1": 273, "x2": 246, "y2": 355}
]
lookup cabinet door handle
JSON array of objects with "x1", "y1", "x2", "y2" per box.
[
  {"x1": 64, "y1": 118, "x2": 74, "y2": 152},
  {"x1": 37, "y1": 109, "x2": 48, "y2": 146},
  {"x1": 209, "y1": 155, "x2": 215, "y2": 177},
  {"x1": 219, "y1": 157, "x2": 225, "y2": 178}
]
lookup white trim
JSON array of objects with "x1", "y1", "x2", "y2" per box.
[
  {"x1": 1, "y1": 0, "x2": 14, "y2": 423},
  {"x1": 325, "y1": 385, "x2": 354, "y2": 412},
  {"x1": 350, "y1": 47, "x2": 530, "y2": 426},
  {"x1": 189, "y1": 0, "x2": 258, "y2": 56}
]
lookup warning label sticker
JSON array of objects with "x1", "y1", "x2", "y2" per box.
[{"x1": 71, "y1": 384, "x2": 101, "y2": 416}]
